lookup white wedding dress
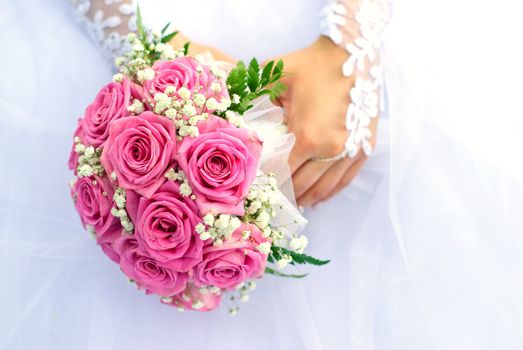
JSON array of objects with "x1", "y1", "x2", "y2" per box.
[{"x1": 1, "y1": 0, "x2": 523, "y2": 349}]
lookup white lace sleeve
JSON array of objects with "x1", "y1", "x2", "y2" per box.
[
  {"x1": 321, "y1": 0, "x2": 390, "y2": 157},
  {"x1": 69, "y1": 0, "x2": 137, "y2": 61}
]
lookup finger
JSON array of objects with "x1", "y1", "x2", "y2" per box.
[
  {"x1": 292, "y1": 160, "x2": 334, "y2": 199},
  {"x1": 287, "y1": 138, "x2": 312, "y2": 174},
  {"x1": 296, "y1": 156, "x2": 354, "y2": 207},
  {"x1": 323, "y1": 155, "x2": 368, "y2": 201}
]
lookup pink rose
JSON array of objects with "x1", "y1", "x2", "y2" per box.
[
  {"x1": 100, "y1": 111, "x2": 177, "y2": 198},
  {"x1": 194, "y1": 224, "x2": 269, "y2": 289},
  {"x1": 144, "y1": 57, "x2": 229, "y2": 110},
  {"x1": 68, "y1": 118, "x2": 84, "y2": 172},
  {"x1": 82, "y1": 79, "x2": 134, "y2": 148},
  {"x1": 145, "y1": 57, "x2": 199, "y2": 95},
  {"x1": 177, "y1": 116, "x2": 262, "y2": 215},
  {"x1": 114, "y1": 236, "x2": 188, "y2": 296},
  {"x1": 100, "y1": 242, "x2": 120, "y2": 264},
  {"x1": 72, "y1": 175, "x2": 121, "y2": 244},
  {"x1": 125, "y1": 181, "x2": 204, "y2": 272},
  {"x1": 164, "y1": 283, "x2": 221, "y2": 311}
]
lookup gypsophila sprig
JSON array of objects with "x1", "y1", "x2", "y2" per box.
[
  {"x1": 111, "y1": 187, "x2": 134, "y2": 233},
  {"x1": 74, "y1": 138, "x2": 104, "y2": 178}
]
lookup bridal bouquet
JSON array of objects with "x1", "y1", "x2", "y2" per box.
[{"x1": 68, "y1": 10, "x2": 328, "y2": 313}]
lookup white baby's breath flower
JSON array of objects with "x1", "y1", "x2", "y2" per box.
[
  {"x1": 193, "y1": 93, "x2": 206, "y2": 107},
  {"x1": 195, "y1": 223, "x2": 206, "y2": 234},
  {"x1": 247, "y1": 200, "x2": 262, "y2": 214},
  {"x1": 114, "y1": 196, "x2": 126, "y2": 209},
  {"x1": 132, "y1": 43, "x2": 144, "y2": 52},
  {"x1": 247, "y1": 190, "x2": 259, "y2": 201},
  {"x1": 258, "y1": 190, "x2": 269, "y2": 203},
  {"x1": 254, "y1": 210, "x2": 270, "y2": 229},
  {"x1": 218, "y1": 97, "x2": 231, "y2": 111},
  {"x1": 160, "y1": 46, "x2": 175, "y2": 60},
  {"x1": 179, "y1": 182, "x2": 192, "y2": 197},
  {"x1": 192, "y1": 300, "x2": 204, "y2": 310},
  {"x1": 229, "y1": 217, "x2": 242, "y2": 231},
  {"x1": 289, "y1": 235, "x2": 309, "y2": 253},
  {"x1": 178, "y1": 87, "x2": 191, "y2": 100},
  {"x1": 155, "y1": 43, "x2": 167, "y2": 53},
  {"x1": 128, "y1": 99, "x2": 145, "y2": 114},
  {"x1": 257, "y1": 242, "x2": 271, "y2": 254},
  {"x1": 232, "y1": 94, "x2": 240, "y2": 104},
  {"x1": 268, "y1": 176, "x2": 278, "y2": 188},
  {"x1": 154, "y1": 92, "x2": 169, "y2": 102},
  {"x1": 136, "y1": 70, "x2": 146, "y2": 82},
  {"x1": 77, "y1": 164, "x2": 93, "y2": 177},
  {"x1": 187, "y1": 125, "x2": 199, "y2": 137},
  {"x1": 74, "y1": 143, "x2": 86, "y2": 154},
  {"x1": 127, "y1": 33, "x2": 137, "y2": 42},
  {"x1": 214, "y1": 214, "x2": 230, "y2": 229},
  {"x1": 247, "y1": 281, "x2": 256, "y2": 291},
  {"x1": 203, "y1": 213, "x2": 215, "y2": 226},
  {"x1": 165, "y1": 168, "x2": 177, "y2": 181},
  {"x1": 208, "y1": 286, "x2": 221, "y2": 294},
  {"x1": 86, "y1": 225, "x2": 96, "y2": 240},
  {"x1": 262, "y1": 226, "x2": 272, "y2": 238},
  {"x1": 164, "y1": 86, "x2": 176, "y2": 95},
  {"x1": 160, "y1": 296, "x2": 173, "y2": 303},
  {"x1": 242, "y1": 230, "x2": 251, "y2": 240},
  {"x1": 179, "y1": 125, "x2": 189, "y2": 137},
  {"x1": 143, "y1": 67, "x2": 155, "y2": 81},
  {"x1": 113, "y1": 73, "x2": 124, "y2": 83},
  {"x1": 277, "y1": 255, "x2": 293, "y2": 269},
  {"x1": 199, "y1": 231, "x2": 211, "y2": 241},
  {"x1": 164, "y1": 108, "x2": 177, "y2": 119},
  {"x1": 226, "y1": 111, "x2": 244, "y2": 127},
  {"x1": 239, "y1": 294, "x2": 249, "y2": 303},
  {"x1": 83, "y1": 146, "x2": 95, "y2": 158},
  {"x1": 205, "y1": 97, "x2": 218, "y2": 110},
  {"x1": 182, "y1": 104, "x2": 197, "y2": 117},
  {"x1": 114, "y1": 57, "x2": 125, "y2": 67},
  {"x1": 211, "y1": 82, "x2": 222, "y2": 92},
  {"x1": 210, "y1": 66, "x2": 226, "y2": 80}
]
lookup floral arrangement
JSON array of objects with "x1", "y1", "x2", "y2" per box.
[{"x1": 69, "y1": 9, "x2": 328, "y2": 313}]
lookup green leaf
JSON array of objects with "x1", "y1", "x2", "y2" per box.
[
  {"x1": 272, "y1": 246, "x2": 330, "y2": 266},
  {"x1": 270, "y1": 59, "x2": 284, "y2": 83},
  {"x1": 261, "y1": 61, "x2": 275, "y2": 86},
  {"x1": 160, "y1": 22, "x2": 171, "y2": 36},
  {"x1": 269, "y1": 81, "x2": 287, "y2": 100},
  {"x1": 183, "y1": 42, "x2": 190, "y2": 56},
  {"x1": 161, "y1": 31, "x2": 178, "y2": 44},
  {"x1": 265, "y1": 267, "x2": 307, "y2": 278},
  {"x1": 247, "y1": 58, "x2": 261, "y2": 92},
  {"x1": 227, "y1": 61, "x2": 248, "y2": 97},
  {"x1": 135, "y1": 4, "x2": 146, "y2": 43}
]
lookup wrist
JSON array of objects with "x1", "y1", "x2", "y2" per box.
[{"x1": 313, "y1": 36, "x2": 349, "y2": 66}]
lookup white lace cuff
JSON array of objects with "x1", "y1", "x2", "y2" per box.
[
  {"x1": 70, "y1": 0, "x2": 138, "y2": 62},
  {"x1": 321, "y1": 0, "x2": 389, "y2": 157}
]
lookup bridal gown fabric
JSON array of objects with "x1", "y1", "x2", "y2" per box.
[{"x1": 1, "y1": 0, "x2": 523, "y2": 349}]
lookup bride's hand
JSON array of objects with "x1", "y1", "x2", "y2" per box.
[
  {"x1": 275, "y1": 37, "x2": 378, "y2": 207},
  {"x1": 169, "y1": 32, "x2": 235, "y2": 63}
]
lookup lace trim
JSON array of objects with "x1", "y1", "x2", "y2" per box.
[
  {"x1": 70, "y1": 0, "x2": 137, "y2": 61},
  {"x1": 321, "y1": 0, "x2": 389, "y2": 157}
]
